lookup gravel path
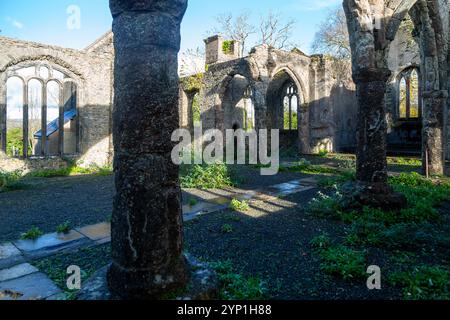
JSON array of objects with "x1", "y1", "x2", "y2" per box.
[
  {"x1": 184, "y1": 189, "x2": 402, "y2": 300},
  {"x1": 0, "y1": 166, "x2": 310, "y2": 243}
]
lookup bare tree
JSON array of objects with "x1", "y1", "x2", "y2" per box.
[
  {"x1": 179, "y1": 47, "x2": 205, "y2": 77},
  {"x1": 209, "y1": 11, "x2": 256, "y2": 56},
  {"x1": 259, "y1": 11, "x2": 297, "y2": 50},
  {"x1": 311, "y1": 7, "x2": 350, "y2": 60},
  {"x1": 311, "y1": 7, "x2": 352, "y2": 87}
]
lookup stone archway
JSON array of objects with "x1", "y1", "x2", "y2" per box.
[
  {"x1": 266, "y1": 68, "x2": 309, "y2": 153},
  {"x1": 343, "y1": 0, "x2": 448, "y2": 203}
]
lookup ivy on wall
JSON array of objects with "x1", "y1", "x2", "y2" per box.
[
  {"x1": 222, "y1": 40, "x2": 234, "y2": 55},
  {"x1": 180, "y1": 73, "x2": 204, "y2": 93}
]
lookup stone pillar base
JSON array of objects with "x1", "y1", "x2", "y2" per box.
[
  {"x1": 341, "y1": 181, "x2": 408, "y2": 211},
  {"x1": 77, "y1": 254, "x2": 218, "y2": 300}
]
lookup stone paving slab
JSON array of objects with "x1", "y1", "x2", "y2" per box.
[
  {"x1": 0, "y1": 243, "x2": 21, "y2": 260},
  {"x1": 13, "y1": 230, "x2": 85, "y2": 252},
  {"x1": 76, "y1": 222, "x2": 111, "y2": 241},
  {"x1": 0, "y1": 263, "x2": 38, "y2": 282},
  {"x1": 0, "y1": 272, "x2": 62, "y2": 300}
]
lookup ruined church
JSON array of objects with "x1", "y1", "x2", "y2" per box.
[{"x1": 0, "y1": 8, "x2": 449, "y2": 174}]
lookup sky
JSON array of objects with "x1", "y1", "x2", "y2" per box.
[{"x1": 0, "y1": 0, "x2": 341, "y2": 55}]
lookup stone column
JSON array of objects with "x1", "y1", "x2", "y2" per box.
[
  {"x1": 108, "y1": 0, "x2": 189, "y2": 299},
  {"x1": 422, "y1": 90, "x2": 447, "y2": 175},
  {"x1": 351, "y1": 68, "x2": 406, "y2": 209},
  {"x1": 354, "y1": 68, "x2": 391, "y2": 186}
]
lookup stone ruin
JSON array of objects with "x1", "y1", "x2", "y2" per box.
[{"x1": 0, "y1": 0, "x2": 448, "y2": 299}]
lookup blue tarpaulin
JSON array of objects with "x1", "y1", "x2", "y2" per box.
[{"x1": 34, "y1": 109, "x2": 77, "y2": 139}]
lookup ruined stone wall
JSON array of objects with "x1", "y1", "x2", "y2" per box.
[
  {"x1": 196, "y1": 43, "x2": 358, "y2": 154},
  {"x1": 0, "y1": 36, "x2": 114, "y2": 171}
]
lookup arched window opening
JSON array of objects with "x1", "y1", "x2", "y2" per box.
[
  {"x1": 2, "y1": 64, "x2": 79, "y2": 158},
  {"x1": 28, "y1": 79, "x2": 43, "y2": 156},
  {"x1": 398, "y1": 68, "x2": 420, "y2": 120},
  {"x1": 6, "y1": 77, "x2": 24, "y2": 157},
  {"x1": 192, "y1": 92, "x2": 201, "y2": 126},
  {"x1": 243, "y1": 86, "x2": 254, "y2": 131},
  {"x1": 283, "y1": 82, "x2": 299, "y2": 130}
]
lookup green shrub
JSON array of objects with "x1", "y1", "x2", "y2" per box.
[
  {"x1": 310, "y1": 233, "x2": 332, "y2": 250},
  {"x1": 180, "y1": 163, "x2": 235, "y2": 189},
  {"x1": 20, "y1": 227, "x2": 44, "y2": 240},
  {"x1": 0, "y1": 170, "x2": 23, "y2": 192},
  {"x1": 280, "y1": 159, "x2": 339, "y2": 175},
  {"x1": 188, "y1": 198, "x2": 198, "y2": 206},
  {"x1": 221, "y1": 224, "x2": 233, "y2": 234},
  {"x1": 318, "y1": 149, "x2": 329, "y2": 158},
  {"x1": 389, "y1": 266, "x2": 449, "y2": 300},
  {"x1": 211, "y1": 260, "x2": 266, "y2": 300},
  {"x1": 230, "y1": 199, "x2": 250, "y2": 212},
  {"x1": 56, "y1": 221, "x2": 72, "y2": 234},
  {"x1": 318, "y1": 245, "x2": 366, "y2": 281}
]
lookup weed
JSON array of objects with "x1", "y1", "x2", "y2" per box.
[
  {"x1": 389, "y1": 266, "x2": 449, "y2": 300},
  {"x1": 230, "y1": 199, "x2": 250, "y2": 212},
  {"x1": 221, "y1": 224, "x2": 233, "y2": 234},
  {"x1": 56, "y1": 221, "x2": 72, "y2": 234},
  {"x1": 211, "y1": 260, "x2": 267, "y2": 300},
  {"x1": 20, "y1": 227, "x2": 44, "y2": 240}
]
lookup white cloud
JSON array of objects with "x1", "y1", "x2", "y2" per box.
[{"x1": 6, "y1": 17, "x2": 24, "y2": 29}]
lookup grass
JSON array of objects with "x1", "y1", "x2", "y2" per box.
[
  {"x1": 0, "y1": 170, "x2": 25, "y2": 192},
  {"x1": 308, "y1": 171, "x2": 450, "y2": 298},
  {"x1": 221, "y1": 224, "x2": 234, "y2": 234},
  {"x1": 311, "y1": 235, "x2": 366, "y2": 281},
  {"x1": 279, "y1": 159, "x2": 340, "y2": 175},
  {"x1": 210, "y1": 260, "x2": 267, "y2": 300},
  {"x1": 389, "y1": 266, "x2": 449, "y2": 300},
  {"x1": 230, "y1": 199, "x2": 250, "y2": 212},
  {"x1": 56, "y1": 221, "x2": 72, "y2": 234},
  {"x1": 33, "y1": 244, "x2": 112, "y2": 299},
  {"x1": 180, "y1": 163, "x2": 237, "y2": 189},
  {"x1": 188, "y1": 198, "x2": 198, "y2": 206},
  {"x1": 20, "y1": 227, "x2": 44, "y2": 240},
  {"x1": 26, "y1": 164, "x2": 113, "y2": 178}
]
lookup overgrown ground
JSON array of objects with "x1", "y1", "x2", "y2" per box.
[{"x1": 2, "y1": 153, "x2": 450, "y2": 299}]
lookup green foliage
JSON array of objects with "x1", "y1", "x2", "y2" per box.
[
  {"x1": 230, "y1": 199, "x2": 250, "y2": 212},
  {"x1": 26, "y1": 164, "x2": 113, "y2": 178},
  {"x1": 180, "y1": 163, "x2": 236, "y2": 189},
  {"x1": 283, "y1": 111, "x2": 298, "y2": 130},
  {"x1": 34, "y1": 244, "x2": 111, "y2": 299},
  {"x1": 309, "y1": 172, "x2": 450, "y2": 250},
  {"x1": 6, "y1": 128, "x2": 26, "y2": 157},
  {"x1": 0, "y1": 170, "x2": 24, "y2": 192},
  {"x1": 192, "y1": 94, "x2": 201, "y2": 124},
  {"x1": 221, "y1": 224, "x2": 234, "y2": 234},
  {"x1": 280, "y1": 158, "x2": 339, "y2": 175},
  {"x1": 387, "y1": 157, "x2": 421, "y2": 167},
  {"x1": 56, "y1": 221, "x2": 72, "y2": 234},
  {"x1": 310, "y1": 233, "x2": 332, "y2": 250},
  {"x1": 318, "y1": 149, "x2": 329, "y2": 158},
  {"x1": 20, "y1": 227, "x2": 44, "y2": 240},
  {"x1": 318, "y1": 245, "x2": 366, "y2": 281},
  {"x1": 389, "y1": 266, "x2": 449, "y2": 300},
  {"x1": 317, "y1": 170, "x2": 356, "y2": 188},
  {"x1": 222, "y1": 40, "x2": 234, "y2": 55},
  {"x1": 211, "y1": 260, "x2": 267, "y2": 300},
  {"x1": 188, "y1": 198, "x2": 198, "y2": 206},
  {"x1": 180, "y1": 73, "x2": 203, "y2": 92}
]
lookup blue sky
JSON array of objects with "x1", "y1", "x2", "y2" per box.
[{"x1": 0, "y1": 0, "x2": 341, "y2": 54}]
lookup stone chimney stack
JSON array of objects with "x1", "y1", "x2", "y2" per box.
[{"x1": 204, "y1": 35, "x2": 242, "y2": 65}]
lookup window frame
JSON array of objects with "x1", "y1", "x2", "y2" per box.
[
  {"x1": 2, "y1": 62, "x2": 80, "y2": 158},
  {"x1": 397, "y1": 67, "x2": 422, "y2": 121}
]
